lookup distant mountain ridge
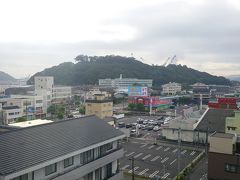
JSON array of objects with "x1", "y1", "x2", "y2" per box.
[
  {"x1": 0, "y1": 71, "x2": 16, "y2": 82},
  {"x1": 227, "y1": 75, "x2": 240, "y2": 82},
  {"x1": 27, "y1": 55, "x2": 231, "y2": 86}
]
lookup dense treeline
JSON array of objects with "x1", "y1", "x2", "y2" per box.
[{"x1": 27, "y1": 55, "x2": 231, "y2": 86}]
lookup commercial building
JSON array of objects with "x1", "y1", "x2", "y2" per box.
[
  {"x1": 52, "y1": 86, "x2": 72, "y2": 104},
  {"x1": 162, "y1": 82, "x2": 181, "y2": 95},
  {"x1": 34, "y1": 76, "x2": 72, "y2": 107},
  {"x1": 208, "y1": 132, "x2": 240, "y2": 180},
  {"x1": 99, "y1": 74, "x2": 152, "y2": 92},
  {"x1": 85, "y1": 94, "x2": 113, "y2": 119},
  {"x1": 0, "y1": 105, "x2": 22, "y2": 124},
  {"x1": 208, "y1": 97, "x2": 240, "y2": 110},
  {"x1": 0, "y1": 116, "x2": 125, "y2": 180},
  {"x1": 192, "y1": 83, "x2": 210, "y2": 102}
]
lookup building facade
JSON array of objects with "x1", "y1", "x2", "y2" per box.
[
  {"x1": 0, "y1": 116, "x2": 125, "y2": 180},
  {"x1": 208, "y1": 132, "x2": 240, "y2": 180},
  {"x1": 85, "y1": 94, "x2": 113, "y2": 119},
  {"x1": 52, "y1": 86, "x2": 72, "y2": 104},
  {"x1": 162, "y1": 82, "x2": 181, "y2": 95},
  {"x1": 99, "y1": 74, "x2": 152, "y2": 92}
]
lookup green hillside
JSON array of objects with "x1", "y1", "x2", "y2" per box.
[{"x1": 27, "y1": 55, "x2": 230, "y2": 86}]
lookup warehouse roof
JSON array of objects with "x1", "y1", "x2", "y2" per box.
[{"x1": 0, "y1": 116, "x2": 124, "y2": 175}]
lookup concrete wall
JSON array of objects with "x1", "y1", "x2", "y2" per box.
[
  {"x1": 52, "y1": 149, "x2": 123, "y2": 180},
  {"x1": 85, "y1": 102, "x2": 113, "y2": 119},
  {"x1": 209, "y1": 136, "x2": 234, "y2": 154},
  {"x1": 226, "y1": 111, "x2": 240, "y2": 134}
]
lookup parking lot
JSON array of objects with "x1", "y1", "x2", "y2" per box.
[{"x1": 120, "y1": 139, "x2": 202, "y2": 179}]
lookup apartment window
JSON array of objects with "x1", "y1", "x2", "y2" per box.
[
  {"x1": 11, "y1": 174, "x2": 28, "y2": 180},
  {"x1": 83, "y1": 172, "x2": 93, "y2": 180},
  {"x1": 45, "y1": 163, "x2": 57, "y2": 176},
  {"x1": 227, "y1": 126, "x2": 237, "y2": 131},
  {"x1": 225, "y1": 163, "x2": 237, "y2": 173},
  {"x1": 64, "y1": 157, "x2": 74, "y2": 168},
  {"x1": 106, "y1": 163, "x2": 112, "y2": 178},
  {"x1": 100, "y1": 142, "x2": 113, "y2": 156},
  {"x1": 80, "y1": 149, "x2": 94, "y2": 165},
  {"x1": 95, "y1": 168, "x2": 102, "y2": 180},
  {"x1": 36, "y1": 100, "x2": 43, "y2": 103}
]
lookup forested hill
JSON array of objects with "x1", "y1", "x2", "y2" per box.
[
  {"x1": 27, "y1": 55, "x2": 230, "y2": 86},
  {"x1": 0, "y1": 71, "x2": 16, "y2": 82}
]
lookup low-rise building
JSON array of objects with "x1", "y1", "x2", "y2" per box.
[
  {"x1": 162, "y1": 82, "x2": 181, "y2": 95},
  {"x1": 208, "y1": 132, "x2": 240, "y2": 180},
  {"x1": 85, "y1": 94, "x2": 113, "y2": 119},
  {"x1": 0, "y1": 116, "x2": 125, "y2": 180},
  {"x1": 192, "y1": 83, "x2": 210, "y2": 103},
  {"x1": 0, "y1": 105, "x2": 22, "y2": 124},
  {"x1": 99, "y1": 74, "x2": 152, "y2": 92},
  {"x1": 52, "y1": 86, "x2": 72, "y2": 104}
]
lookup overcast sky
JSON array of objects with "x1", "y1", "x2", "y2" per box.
[{"x1": 0, "y1": 0, "x2": 240, "y2": 78}]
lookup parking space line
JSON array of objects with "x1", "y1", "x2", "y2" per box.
[
  {"x1": 126, "y1": 152, "x2": 135, "y2": 157},
  {"x1": 162, "y1": 172, "x2": 170, "y2": 179},
  {"x1": 138, "y1": 168, "x2": 149, "y2": 175},
  {"x1": 121, "y1": 165, "x2": 130, "y2": 170},
  {"x1": 134, "y1": 153, "x2": 143, "y2": 158},
  {"x1": 142, "y1": 154, "x2": 151, "y2": 160},
  {"x1": 172, "y1": 148, "x2": 178, "y2": 153},
  {"x1": 148, "y1": 145, "x2": 155, "y2": 149},
  {"x1": 164, "y1": 147, "x2": 170, "y2": 152},
  {"x1": 149, "y1": 171, "x2": 159, "y2": 178},
  {"x1": 181, "y1": 150, "x2": 187, "y2": 155},
  {"x1": 190, "y1": 151, "x2": 196, "y2": 156},
  {"x1": 150, "y1": 155, "x2": 160, "y2": 162},
  {"x1": 140, "y1": 144, "x2": 148, "y2": 148},
  {"x1": 128, "y1": 167, "x2": 139, "y2": 173},
  {"x1": 170, "y1": 159, "x2": 177, "y2": 165},
  {"x1": 156, "y1": 146, "x2": 162, "y2": 150},
  {"x1": 161, "y1": 157, "x2": 169, "y2": 163}
]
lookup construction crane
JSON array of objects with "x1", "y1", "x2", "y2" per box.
[
  {"x1": 162, "y1": 55, "x2": 178, "y2": 67},
  {"x1": 162, "y1": 57, "x2": 171, "y2": 66}
]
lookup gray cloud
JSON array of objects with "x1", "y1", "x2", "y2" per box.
[{"x1": 0, "y1": 0, "x2": 240, "y2": 78}]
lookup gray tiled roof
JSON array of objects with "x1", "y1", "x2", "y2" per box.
[
  {"x1": 194, "y1": 108, "x2": 235, "y2": 133},
  {"x1": 0, "y1": 116, "x2": 124, "y2": 176}
]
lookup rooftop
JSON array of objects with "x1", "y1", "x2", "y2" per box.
[
  {"x1": 0, "y1": 116, "x2": 124, "y2": 175},
  {"x1": 211, "y1": 132, "x2": 234, "y2": 139},
  {"x1": 194, "y1": 108, "x2": 235, "y2": 132},
  {"x1": 8, "y1": 119, "x2": 53, "y2": 128},
  {"x1": 2, "y1": 106, "x2": 20, "y2": 110}
]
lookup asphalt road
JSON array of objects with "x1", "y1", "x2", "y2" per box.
[{"x1": 120, "y1": 139, "x2": 203, "y2": 179}]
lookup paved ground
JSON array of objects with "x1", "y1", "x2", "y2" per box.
[
  {"x1": 120, "y1": 139, "x2": 203, "y2": 179},
  {"x1": 189, "y1": 157, "x2": 207, "y2": 180}
]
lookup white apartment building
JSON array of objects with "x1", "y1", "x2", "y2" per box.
[
  {"x1": 34, "y1": 76, "x2": 72, "y2": 106},
  {"x1": 0, "y1": 116, "x2": 125, "y2": 180},
  {"x1": 162, "y1": 82, "x2": 182, "y2": 95},
  {"x1": 99, "y1": 74, "x2": 152, "y2": 92}
]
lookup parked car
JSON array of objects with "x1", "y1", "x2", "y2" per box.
[
  {"x1": 131, "y1": 129, "x2": 136, "y2": 133},
  {"x1": 143, "y1": 120, "x2": 148, "y2": 125},
  {"x1": 118, "y1": 122, "x2": 125, "y2": 128},
  {"x1": 147, "y1": 125, "x2": 154, "y2": 131},
  {"x1": 153, "y1": 126, "x2": 160, "y2": 131},
  {"x1": 126, "y1": 124, "x2": 132, "y2": 128}
]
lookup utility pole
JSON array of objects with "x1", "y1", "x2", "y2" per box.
[
  {"x1": 177, "y1": 127, "x2": 181, "y2": 175},
  {"x1": 131, "y1": 157, "x2": 135, "y2": 180}
]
